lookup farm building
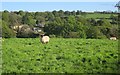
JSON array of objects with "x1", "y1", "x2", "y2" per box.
[{"x1": 115, "y1": 1, "x2": 120, "y2": 13}]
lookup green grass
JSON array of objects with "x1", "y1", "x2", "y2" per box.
[
  {"x1": 84, "y1": 13, "x2": 117, "y2": 19},
  {"x1": 2, "y1": 38, "x2": 119, "y2": 73},
  {"x1": 0, "y1": 38, "x2": 2, "y2": 74}
]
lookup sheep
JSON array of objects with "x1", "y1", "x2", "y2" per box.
[
  {"x1": 110, "y1": 37, "x2": 117, "y2": 40},
  {"x1": 40, "y1": 34, "x2": 50, "y2": 44}
]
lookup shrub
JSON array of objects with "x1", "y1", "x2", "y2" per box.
[
  {"x1": 16, "y1": 25, "x2": 34, "y2": 38},
  {"x1": 2, "y1": 21, "x2": 16, "y2": 38},
  {"x1": 66, "y1": 32, "x2": 80, "y2": 38},
  {"x1": 49, "y1": 34, "x2": 56, "y2": 38}
]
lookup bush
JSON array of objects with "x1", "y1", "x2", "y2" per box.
[
  {"x1": 2, "y1": 21, "x2": 16, "y2": 38},
  {"x1": 49, "y1": 34, "x2": 56, "y2": 38},
  {"x1": 66, "y1": 32, "x2": 80, "y2": 38},
  {"x1": 86, "y1": 26, "x2": 107, "y2": 39},
  {"x1": 16, "y1": 25, "x2": 34, "y2": 38},
  {"x1": 0, "y1": 20, "x2": 2, "y2": 37}
]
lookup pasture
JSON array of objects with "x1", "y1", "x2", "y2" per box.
[
  {"x1": 0, "y1": 38, "x2": 2, "y2": 74},
  {"x1": 2, "y1": 38, "x2": 119, "y2": 73},
  {"x1": 84, "y1": 13, "x2": 117, "y2": 19}
]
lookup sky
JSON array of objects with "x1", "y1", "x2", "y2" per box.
[
  {"x1": 1, "y1": 0, "x2": 119, "y2": 2},
  {"x1": 1, "y1": 2, "x2": 119, "y2": 12}
]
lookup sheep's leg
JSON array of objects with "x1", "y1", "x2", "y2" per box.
[
  {"x1": 46, "y1": 42, "x2": 48, "y2": 44},
  {"x1": 42, "y1": 42, "x2": 45, "y2": 44}
]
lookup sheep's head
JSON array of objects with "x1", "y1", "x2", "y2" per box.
[
  {"x1": 40, "y1": 34, "x2": 44, "y2": 38},
  {"x1": 39, "y1": 31, "x2": 45, "y2": 37}
]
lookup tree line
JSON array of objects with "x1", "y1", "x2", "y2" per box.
[{"x1": 1, "y1": 10, "x2": 119, "y2": 39}]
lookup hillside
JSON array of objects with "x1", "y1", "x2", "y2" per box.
[
  {"x1": 1, "y1": 10, "x2": 118, "y2": 39},
  {"x1": 2, "y1": 38, "x2": 119, "y2": 73}
]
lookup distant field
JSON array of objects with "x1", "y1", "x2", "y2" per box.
[
  {"x1": 2, "y1": 38, "x2": 119, "y2": 73},
  {"x1": 84, "y1": 13, "x2": 117, "y2": 19}
]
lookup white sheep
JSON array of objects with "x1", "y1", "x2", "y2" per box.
[
  {"x1": 110, "y1": 37, "x2": 117, "y2": 40},
  {"x1": 40, "y1": 34, "x2": 50, "y2": 44}
]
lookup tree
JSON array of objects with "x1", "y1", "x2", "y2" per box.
[
  {"x1": 44, "y1": 17, "x2": 64, "y2": 37},
  {"x1": 109, "y1": 25, "x2": 118, "y2": 38},
  {"x1": 0, "y1": 20, "x2": 2, "y2": 37},
  {"x1": 86, "y1": 26, "x2": 106, "y2": 39},
  {"x1": 46, "y1": 12, "x2": 55, "y2": 22},
  {"x1": 96, "y1": 19, "x2": 103, "y2": 26},
  {"x1": 1, "y1": 10, "x2": 118, "y2": 39},
  {"x1": 64, "y1": 11, "x2": 70, "y2": 16},
  {"x1": 76, "y1": 16, "x2": 87, "y2": 25},
  {"x1": 71, "y1": 11, "x2": 76, "y2": 16},
  {"x1": 36, "y1": 16, "x2": 45, "y2": 25},
  {"x1": 58, "y1": 10, "x2": 64, "y2": 16},
  {"x1": 2, "y1": 10, "x2": 9, "y2": 23},
  {"x1": 67, "y1": 16, "x2": 76, "y2": 31},
  {"x1": 2, "y1": 21, "x2": 16, "y2": 38},
  {"x1": 18, "y1": 10, "x2": 25, "y2": 16},
  {"x1": 76, "y1": 10, "x2": 82, "y2": 15},
  {"x1": 88, "y1": 18, "x2": 97, "y2": 26},
  {"x1": 22, "y1": 12, "x2": 36, "y2": 27},
  {"x1": 52, "y1": 10, "x2": 59, "y2": 17},
  {"x1": 75, "y1": 22, "x2": 86, "y2": 38},
  {"x1": 9, "y1": 13, "x2": 22, "y2": 26},
  {"x1": 99, "y1": 19, "x2": 112, "y2": 38}
]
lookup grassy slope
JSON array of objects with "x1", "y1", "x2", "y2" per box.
[
  {"x1": 84, "y1": 13, "x2": 117, "y2": 19},
  {"x1": 2, "y1": 38, "x2": 119, "y2": 73},
  {"x1": 85, "y1": 13, "x2": 111, "y2": 19}
]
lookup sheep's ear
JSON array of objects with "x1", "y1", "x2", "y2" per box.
[
  {"x1": 41, "y1": 33, "x2": 45, "y2": 36},
  {"x1": 41, "y1": 34, "x2": 44, "y2": 37}
]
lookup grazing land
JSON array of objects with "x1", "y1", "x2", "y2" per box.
[
  {"x1": 84, "y1": 13, "x2": 117, "y2": 19},
  {"x1": 2, "y1": 38, "x2": 119, "y2": 73}
]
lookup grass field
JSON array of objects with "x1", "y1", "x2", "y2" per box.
[
  {"x1": 84, "y1": 13, "x2": 117, "y2": 19},
  {"x1": 0, "y1": 38, "x2": 2, "y2": 74},
  {"x1": 2, "y1": 38, "x2": 119, "y2": 73}
]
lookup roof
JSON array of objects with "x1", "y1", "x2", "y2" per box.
[{"x1": 115, "y1": 1, "x2": 120, "y2": 7}]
